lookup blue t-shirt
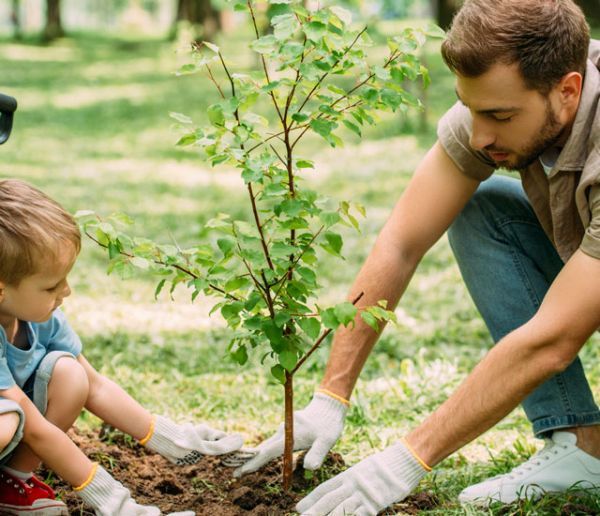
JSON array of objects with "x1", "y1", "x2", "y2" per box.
[{"x1": 0, "y1": 309, "x2": 82, "y2": 390}]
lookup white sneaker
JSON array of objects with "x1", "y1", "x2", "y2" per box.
[{"x1": 459, "y1": 431, "x2": 600, "y2": 507}]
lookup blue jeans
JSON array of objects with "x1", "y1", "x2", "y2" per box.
[{"x1": 447, "y1": 175, "x2": 600, "y2": 437}]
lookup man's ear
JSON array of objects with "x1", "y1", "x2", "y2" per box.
[{"x1": 558, "y1": 71, "x2": 583, "y2": 109}]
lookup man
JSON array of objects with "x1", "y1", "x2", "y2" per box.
[{"x1": 236, "y1": 0, "x2": 600, "y2": 513}]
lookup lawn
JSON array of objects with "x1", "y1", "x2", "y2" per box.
[{"x1": 0, "y1": 19, "x2": 599, "y2": 515}]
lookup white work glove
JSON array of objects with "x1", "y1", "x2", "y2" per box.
[
  {"x1": 145, "y1": 415, "x2": 244, "y2": 465},
  {"x1": 296, "y1": 440, "x2": 427, "y2": 516},
  {"x1": 233, "y1": 392, "x2": 347, "y2": 477},
  {"x1": 76, "y1": 464, "x2": 195, "y2": 516}
]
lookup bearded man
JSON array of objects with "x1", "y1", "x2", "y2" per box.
[{"x1": 236, "y1": 1, "x2": 600, "y2": 513}]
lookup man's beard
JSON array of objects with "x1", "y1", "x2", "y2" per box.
[{"x1": 488, "y1": 100, "x2": 565, "y2": 171}]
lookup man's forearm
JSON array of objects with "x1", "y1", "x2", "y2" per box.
[{"x1": 321, "y1": 231, "x2": 420, "y2": 399}]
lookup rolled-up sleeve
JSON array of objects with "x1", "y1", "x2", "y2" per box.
[
  {"x1": 581, "y1": 183, "x2": 600, "y2": 259},
  {"x1": 437, "y1": 102, "x2": 496, "y2": 181}
]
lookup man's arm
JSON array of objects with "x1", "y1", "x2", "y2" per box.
[
  {"x1": 322, "y1": 141, "x2": 480, "y2": 399},
  {"x1": 408, "y1": 248, "x2": 600, "y2": 465}
]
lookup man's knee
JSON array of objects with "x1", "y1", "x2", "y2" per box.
[{"x1": 448, "y1": 175, "x2": 527, "y2": 248}]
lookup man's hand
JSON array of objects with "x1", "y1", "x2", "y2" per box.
[
  {"x1": 231, "y1": 392, "x2": 348, "y2": 477},
  {"x1": 144, "y1": 415, "x2": 244, "y2": 465},
  {"x1": 296, "y1": 441, "x2": 427, "y2": 516}
]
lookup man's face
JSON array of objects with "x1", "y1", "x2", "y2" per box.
[
  {"x1": 0, "y1": 243, "x2": 76, "y2": 326},
  {"x1": 455, "y1": 63, "x2": 568, "y2": 171}
]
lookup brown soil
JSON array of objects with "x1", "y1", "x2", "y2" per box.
[{"x1": 37, "y1": 426, "x2": 439, "y2": 515}]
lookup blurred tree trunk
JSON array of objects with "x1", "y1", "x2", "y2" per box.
[
  {"x1": 433, "y1": 0, "x2": 462, "y2": 30},
  {"x1": 575, "y1": 0, "x2": 600, "y2": 27},
  {"x1": 11, "y1": 0, "x2": 21, "y2": 40},
  {"x1": 43, "y1": 0, "x2": 64, "y2": 41},
  {"x1": 173, "y1": 0, "x2": 221, "y2": 42}
]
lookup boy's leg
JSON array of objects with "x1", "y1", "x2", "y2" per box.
[
  {"x1": 8, "y1": 351, "x2": 89, "y2": 473},
  {"x1": 447, "y1": 175, "x2": 600, "y2": 503}
]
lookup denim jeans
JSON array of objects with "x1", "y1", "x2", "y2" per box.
[{"x1": 447, "y1": 175, "x2": 600, "y2": 437}]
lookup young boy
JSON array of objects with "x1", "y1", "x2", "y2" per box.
[{"x1": 0, "y1": 179, "x2": 244, "y2": 515}]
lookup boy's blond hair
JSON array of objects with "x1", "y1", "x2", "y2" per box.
[{"x1": 0, "y1": 179, "x2": 81, "y2": 285}]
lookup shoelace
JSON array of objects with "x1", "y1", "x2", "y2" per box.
[{"x1": 507, "y1": 440, "x2": 570, "y2": 479}]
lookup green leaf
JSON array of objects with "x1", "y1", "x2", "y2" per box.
[
  {"x1": 233, "y1": 2, "x2": 247, "y2": 12},
  {"x1": 361, "y1": 311, "x2": 379, "y2": 331},
  {"x1": 310, "y1": 119, "x2": 336, "y2": 138},
  {"x1": 279, "y1": 349, "x2": 297, "y2": 371},
  {"x1": 273, "y1": 13, "x2": 299, "y2": 40},
  {"x1": 342, "y1": 120, "x2": 361, "y2": 137},
  {"x1": 296, "y1": 159, "x2": 314, "y2": 169},
  {"x1": 334, "y1": 302, "x2": 357, "y2": 327},
  {"x1": 130, "y1": 256, "x2": 150, "y2": 270},
  {"x1": 330, "y1": 6, "x2": 352, "y2": 26},
  {"x1": 298, "y1": 317, "x2": 320, "y2": 340},
  {"x1": 231, "y1": 345, "x2": 248, "y2": 365},
  {"x1": 221, "y1": 301, "x2": 244, "y2": 327},
  {"x1": 271, "y1": 364, "x2": 286, "y2": 384},
  {"x1": 217, "y1": 237, "x2": 236, "y2": 257},
  {"x1": 292, "y1": 112, "x2": 310, "y2": 123},
  {"x1": 304, "y1": 21, "x2": 327, "y2": 41},
  {"x1": 251, "y1": 35, "x2": 278, "y2": 55},
  {"x1": 296, "y1": 266, "x2": 317, "y2": 285},
  {"x1": 320, "y1": 307, "x2": 339, "y2": 330},
  {"x1": 320, "y1": 211, "x2": 341, "y2": 227},
  {"x1": 154, "y1": 279, "x2": 166, "y2": 299},
  {"x1": 176, "y1": 133, "x2": 198, "y2": 146},
  {"x1": 108, "y1": 240, "x2": 121, "y2": 259},
  {"x1": 224, "y1": 277, "x2": 251, "y2": 291},
  {"x1": 207, "y1": 104, "x2": 225, "y2": 126},
  {"x1": 271, "y1": 242, "x2": 297, "y2": 258},
  {"x1": 321, "y1": 231, "x2": 343, "y2": 256}
]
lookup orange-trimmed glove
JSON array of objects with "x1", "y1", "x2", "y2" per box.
[{"x1": 232, "y1": 391, "x2": 348, "y2": 477}]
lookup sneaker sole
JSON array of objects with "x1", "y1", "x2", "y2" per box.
[{"x1": 0, "y1": 501, "x2": 68, "y2": 515}]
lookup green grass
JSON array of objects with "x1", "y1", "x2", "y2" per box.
[{"x1": 1, "y1": 20, "x2": 599, "y2": 515}]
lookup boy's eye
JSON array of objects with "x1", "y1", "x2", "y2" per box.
[{"x1": 492, "y1": 114, "x2": 514, "y2": 122}]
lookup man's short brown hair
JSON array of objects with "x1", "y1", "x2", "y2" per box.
[
  {"x1": 441, "y1": 0, "x2": 590, "y2": 94},
  {"x1": 0, "y1": 179, "x2": 81, "y2": 285}
]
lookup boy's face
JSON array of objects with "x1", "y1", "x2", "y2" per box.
[
  {"x1": 0, "y1": 243, "x2": 77, "y2": 324},
  {"x1": 455, "y1": 62, "x2": 579, "y2": 170}
]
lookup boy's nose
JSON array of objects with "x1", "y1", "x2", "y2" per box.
[{"x1": 61, "y1": 282, "x2": 72, "y2": 298}]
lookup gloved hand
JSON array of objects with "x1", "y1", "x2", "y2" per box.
[
  {"x1": 75, "y1": 464, "x2": 195, "y2": 516},
  {"x1": 232, "y1": 391, "x2": 348, "y2": 477},
  {"x1": 296, "y1": 440, "x2": 428, "y2": 516},
  {"x1": 144, "y1": 415, "x2": 244, "y2": 465}
]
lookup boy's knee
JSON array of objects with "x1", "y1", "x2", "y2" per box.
[
  {"x1": 49, "y1": 356, "x2": 89, "y2": 402},
  {"x1": 0, "y1": 402, "x2": 25, "y2": 460}
]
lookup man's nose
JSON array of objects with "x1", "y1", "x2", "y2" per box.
[{"x1": 469, "y1": 117, "x2": 496, "y2": 151}]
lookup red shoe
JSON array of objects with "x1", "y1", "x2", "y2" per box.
[{"x1": 0, "y1": 470, "x2": 68, "y2": 515}]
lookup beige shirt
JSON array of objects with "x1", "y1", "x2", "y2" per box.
[{"x1": 438, "y1": 40, "x2": 600, "y2": 263}]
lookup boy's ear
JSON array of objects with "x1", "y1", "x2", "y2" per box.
[{"x1": 0, "y1": 282, "x2": 5, "y2": 302}]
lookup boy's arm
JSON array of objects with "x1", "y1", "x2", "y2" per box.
[
  {"x1": 77, "y1": 355, "x2": 153, "y2": 440},
  {"x1": 78, "y1": 354, "x2": 244, "y2": 462},
  {"x1": 0, "y1": 385, "x2": 92, "y2": 486}
]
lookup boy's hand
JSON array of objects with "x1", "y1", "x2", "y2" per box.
[
  {"x1": 144, "y1": 415, "x2": 244, "y2": 465},
  {"x1": 231, "y1": 392, "x2": 348, "y2": 477},
  {"x1": 76, "y1": 464, "x2": 195, "y2": 515}
]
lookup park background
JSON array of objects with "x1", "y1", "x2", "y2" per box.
[{"x1": 1, "y1": 0, "x2": 600, "y2": 514}]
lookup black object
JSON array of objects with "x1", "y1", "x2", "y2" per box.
[{"x1": 0, "y1": 93, "x2": 17, "y2": 145}]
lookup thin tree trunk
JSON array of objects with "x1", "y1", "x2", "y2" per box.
[
  {"x1": 11, "y1": 0, "x2": 21, "y2": 40},
  {"x1": 283, "y1": 371, "x2": 294, "y2": 491},
  {"x1": 43, "y1": 0, "x2": 64, "y2": 41}
]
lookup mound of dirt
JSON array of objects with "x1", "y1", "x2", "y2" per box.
[{"x1": 37, "y1": 426, "x2": 439, "y2": 515}]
